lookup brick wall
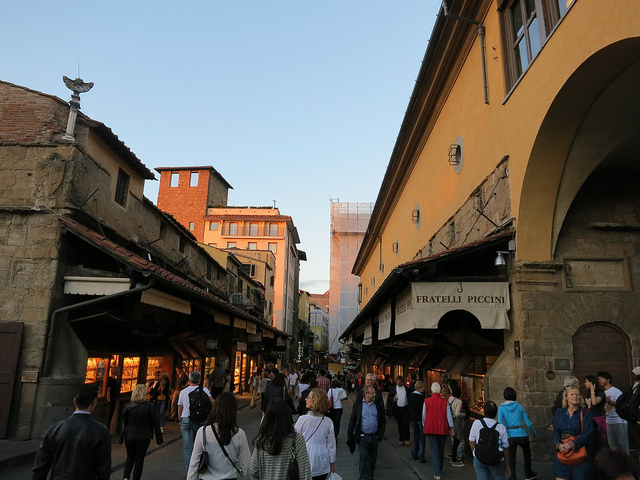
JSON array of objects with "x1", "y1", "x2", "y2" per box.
[{"x1": 157, "y1": 169, "x2": 211, "y2": 242}]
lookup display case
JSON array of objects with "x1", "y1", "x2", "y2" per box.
[
  {"x1": 121, "y1": 356, "x2": 140, "y2": 393},
  {"x1": 146, "y1": 356, "x2": 164, "y2": 384},
  {"x1": 204, "y1": 356, "x2": 216, "y2": 377},
  {"x1": 461, "y1": 374, "x2": 485, "y2": 415},
  {"x1": 182, "y1": 359, "x2": 202, "y2": 375},
  {"x1": 85, "y1": 357, "x2": 109, "y2": 397}
]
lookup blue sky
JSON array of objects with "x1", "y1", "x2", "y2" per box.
[{"x1": 2, "y1": 1, "x2": 441, "y2": 293}]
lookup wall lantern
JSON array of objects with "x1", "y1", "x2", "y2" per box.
[
  {"x1": 411, "y1": 209, "x2": 420, "y2": 223},
  {"x1": 494, "y1": 239, "x2": 516, "y2": 266}
]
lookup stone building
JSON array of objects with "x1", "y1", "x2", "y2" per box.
[
  {"x1": 340, "y1": 0, "x2": 640, "y2": 457},
  {"x1": 0, "y1": 80, "x2": 287, "y2": 439}
]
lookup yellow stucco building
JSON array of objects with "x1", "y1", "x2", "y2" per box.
[{"x1": 342, "y1": 0, "x2": 640, "y2": 456}]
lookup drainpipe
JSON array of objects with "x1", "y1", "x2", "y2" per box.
[
  {"x1": 42, "y1": 276, "x2": 155, "y2": 377},
  {"x1": 442, "y1": 1, "x2": 489, "y2": 104}
]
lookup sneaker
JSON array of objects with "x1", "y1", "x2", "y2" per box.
[
  {"x1": 404, "y1": 440, "x2": 411, "y2": 445},
  {"x1": 526, "y1": 473, "x2": 538, "y2": 480},
  {"x1": 450, "y1": 459, "x2": 464, "y2": 467},
  {"x1": 398, "y1": 441, "x2": 404, "y2": 445},
  {"x1": 434, "y1": 476, "x2": 442, "y2": 480},
  {"x1": 160, "y1": 427, "x2": 164, "y2": 434}
]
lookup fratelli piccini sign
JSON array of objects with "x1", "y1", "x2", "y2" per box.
[{"x1": 379, "y1": 282, "x2": 510, "y2": 339}]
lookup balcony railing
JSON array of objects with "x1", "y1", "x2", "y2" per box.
[{"x1": 221, "y1": 225, "x2": 285, "y2": 237}]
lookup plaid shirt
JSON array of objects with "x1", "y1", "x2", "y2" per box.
[{"x1": 317, "y1": 376, "x2": 330, "y2": 392}]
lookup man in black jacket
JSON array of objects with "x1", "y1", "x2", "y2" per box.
[
  {"x1": 32, "y1": 384, "x2": 111, "y2": 480},
  {"x1": 348, "y1": 385, "x2": 386, "y2": 480}
]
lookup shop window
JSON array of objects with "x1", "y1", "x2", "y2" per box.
[
  {"x1": 114, "y1": 168, "x2": 130, "y2": 207},
  {"x1": 121, "y1": 357, "x2": 140, "y2": 393},
  {"x1": 170, "y1": 172, "x2": 179, "y2": 187},
  {"x1": 85, "y1": 357, "x2": 109, "y2": 397},
  {"x1": 146, "y1": 356, "x2": 165, "y2": 384},
  {"x1": 500, "y1": 0, "x2": 570, "y2": 91}
]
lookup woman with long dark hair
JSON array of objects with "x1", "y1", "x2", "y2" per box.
[
  {"x1": 584, "y1": 374, "x2": 607, "y2": 445},
  {"x1": 122, "y1": 384, "x2": 163, "y2": 480},
  {"x1": 249, "y1": 398, "x2": 311, "y2": 479},
  {"x1": 187, "y1": 392, "x2": 250, "y2": 480}
]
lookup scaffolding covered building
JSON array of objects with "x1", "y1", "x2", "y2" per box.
[{"x1": 328, "y1": 201, "x2": 373, "y2": 354}]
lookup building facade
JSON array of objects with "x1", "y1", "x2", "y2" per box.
[
  {"x1": 202, "y1": 207, "x2": 304, "y2": 358},
  {"x1": 328, "y1": 202, "x2": 372, "y2": 354},
  {"x1": 341, "y1": 0, "x2": 640, "y2": 457},
  {"x1": 0, "y1": 80, "x2": 287, "y2": 439},
  {"x1": 155, "y1": 166, "x2": 232, "y2": 241}
]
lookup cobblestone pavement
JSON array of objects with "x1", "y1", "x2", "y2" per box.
[{"x1": 2, "y1": 390, "x2": 555, "y2": 479}]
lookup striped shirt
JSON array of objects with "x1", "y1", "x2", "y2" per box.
[{"x1": 249, "y1": 433, "x2": 311, "y2": 479}]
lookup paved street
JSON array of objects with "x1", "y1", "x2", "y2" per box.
[{"x1": 3, "y1": 391, "x2": 555, "y2": 479}]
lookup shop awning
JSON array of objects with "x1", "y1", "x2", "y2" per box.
[
  {"x1": 64, "y1": 276, "x2": 131, "y2": 295},
  {"x1": 378, "y1": 301, "x2": 392, "y2": 340},
  {"x1": 396, "y1": 282, "x2": 510, "y2": 334},
  {"x1": 141, "y1": 289, "x2": 191, "y2": 314}
]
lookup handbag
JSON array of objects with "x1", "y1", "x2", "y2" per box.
[
  {"x1": 329, "y1": 390, "x2": 334, "y2": 409},
  {"x1": 338, "y1": 389, "x2": 347, "y2": 401},
  {"x1": 287, "y1": 436, "x2": 299, "y2": 480},
  {"x1": 557, "y1": 410, "x2": 588, "y2": 466},
  {"x1": 211, "y1": 424, "x2": 242, "y2": 476},
  {"x1": 198, "y1": 426, "x2": 209, "y2": 473}
]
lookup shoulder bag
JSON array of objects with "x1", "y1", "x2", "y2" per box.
[
  {"x1": 557, "y1": 410, "x2": 588, "y2": 466},
  {"x1": 287, "y1": 435, "x2": 300, "y2": 480},
  {"x1": 198, "y1": 426, "x2": 209, "y2": 473},
  {"x1": 210, "y1": 425, "x2": 242, "y2": 476},
  {"x1": 304, "y1": 416, "x2": 324, "y2": 444}
]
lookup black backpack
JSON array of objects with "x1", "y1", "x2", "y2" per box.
[
  {"x1": 188, "y1": 386, "x2": 212, "y2": 423},
  {"x1": 615, "y1": 387, "x2": 636, "y2": 422},
  {"x1": 474, "y1": 418, "x2": 501, "y2": 465}
]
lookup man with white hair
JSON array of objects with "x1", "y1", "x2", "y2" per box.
[{"x1": 422, "y1": 382, "x2": 454, "y2": 480}]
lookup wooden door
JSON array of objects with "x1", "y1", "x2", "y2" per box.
[
  {"x1": 573, "y1": 322, "x2": 631, "y2": 393},
  {"x1": 0, "y1": 321, "x2": 23, "y2": 438}
]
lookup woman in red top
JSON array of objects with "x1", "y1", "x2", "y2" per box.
[{"x1": 423, "y1": 382, "x2": 454, "y2": 480}]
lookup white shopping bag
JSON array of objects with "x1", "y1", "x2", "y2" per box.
[{"x1": 327, "y1": 473, "x2": 342, "y2": 480}]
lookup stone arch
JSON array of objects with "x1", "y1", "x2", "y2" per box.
[{"x1": 517, "y1": 38, "x2": 640, "y2": 262}]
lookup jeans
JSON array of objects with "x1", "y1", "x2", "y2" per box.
[
  {"x1": 395, "y1": 406, "x2": 410, "y2": 441},
  {"x1": 358, "y1": 434, "x2": 379, "y2": 480},
  {"x1": 473, "y1": 456, "x2": 506, "y2": 480},
  {"x1": 426, "y1": 434, "x2": 446, "y2": 476},
  {"x1": 181, "y1": 417, "x2": 203, "y2": 470},
  {"x1": 330, "y1": 408, "x2": 343, "y2": 438},
  {"x1": 411, "y1": 421, "x2": 425, "y2": 461},
  {"x1": 507, "y1": 436, "x2": 534, "y2": 480},
  {"x1": 123, "y1": 438, "x2": 151, "y2": 480},
  {"x1": 156, "y1": 400, "x2": 166, "y2": 427},
  {"x1": 607, "y1": 422, "x2": 630, "y2": 454}
]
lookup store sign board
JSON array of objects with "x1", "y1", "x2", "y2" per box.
[
  {"x1": 206, "y1": 339, "x2": 219, "y2": 351},
  {"x1": 236, "y1": 342, "x2": 247, "y2": 351},
  {"x1": 396, "y1": 282, "x2": 510, "y2": 334},
  {"x1": 378, "y1": 301, "x2": 392, "y2": 340}
]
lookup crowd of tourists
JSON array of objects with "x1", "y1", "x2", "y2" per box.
[{"x1": 30, "y1": 363, "x2": 640, "y2": 480}]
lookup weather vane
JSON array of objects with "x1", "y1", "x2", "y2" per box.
[{"x1": 61, "y1": 76, "x2": 94, "y2": 142}]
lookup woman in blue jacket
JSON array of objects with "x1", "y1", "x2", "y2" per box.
[{"x1": 498, "y1": 387, "x2": 538, "y2": 480}]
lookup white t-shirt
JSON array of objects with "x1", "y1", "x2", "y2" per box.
[
  {"x1": 605, "y1": 386, "x2": 627, "y2": 424},
  {"x1": 328, "y1": 388, "x2": 345, "y2": 409},
  {"x1": 288, "y1": 373, "x2": 299, "y2": 386},
  {"x1": 468, "y1": 418, "x2": 509, "y2": 458},
  {"x1": 178, "y1": 385, "x2": 212, "y2": 418}
]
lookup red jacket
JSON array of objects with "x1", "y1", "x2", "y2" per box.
[{"x1": 423, "y1": 393, "x2": 450, "y2": 435}]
